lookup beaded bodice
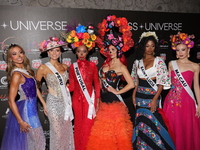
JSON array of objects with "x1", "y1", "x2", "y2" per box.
[{"x1": 46, "y1": 71, "x2": 69, "y2": 98}]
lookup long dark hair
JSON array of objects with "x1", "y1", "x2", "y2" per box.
[{"x1": 134, "y1": 35, "x2": 159, "y2": 60}]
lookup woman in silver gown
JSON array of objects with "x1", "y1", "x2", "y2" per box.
[{"x1": 36, "y1": 37, "x2": 74, "y2": 150}]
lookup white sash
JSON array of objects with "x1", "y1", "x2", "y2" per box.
[
  {"x1": 139, "y1": 59, "x2": 158, "y2": 91},
  {"x1": 45, "y1": 62, "x2": 74, "y2": 121},
  {"x1": 172, "y1": 60, "x2": 197, "y2": 108},
  {"x1": 73, "y1": 62, "x2": 96, "y2": 119},
  {"x1": 139, "y1": 59, "x2": 162, "y2": 108},
  {"x1": 101, "y1": 78, "x2": 125, "y2": 105}
]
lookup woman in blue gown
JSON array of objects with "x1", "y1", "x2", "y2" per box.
[{"x1": 1, "y1": 44, "x2": 47, "y2": 150}]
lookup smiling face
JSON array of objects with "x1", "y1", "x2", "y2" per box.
[
  {"x1": 9, "y1": 46, "x2": 25, "y2": 65},
  {"x1": 108, "y1": 45, "x2": 117, "y2": 59},
  {"x1": 76, "y1": 45, "x2": 88, "y2": 60},
  {"x1": 47, "y1": 47, "x2": 61, "y2": 60},
  {"x1": 176, "y1": 43, "x2": 190, "y2": 59}
]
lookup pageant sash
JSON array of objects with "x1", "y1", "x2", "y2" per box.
[
  {"x1": 101, "y1": 78, "x2": 125, "y2": 105},
  {"x1": 139, "y1": 59, "x2": 158, "y2": 91},
  {"x1": 73, "y1": 62, "x2": 96, "y2": 119},
  {"x1": 139, "y1": 58, "x2": 162, "y2": 108},
  {"x1": 172, "y1": 60, "x2": 197, "y2": 108},
  {"x1": 45, "y1": 62, "x2": 74, "y2": 121}
]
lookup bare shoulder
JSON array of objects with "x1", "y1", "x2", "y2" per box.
[
  {"x1": 11, "y1": 71, "x2": 23, "y2": 84},
  {"x1": 37, "y1": 64, "x2": 47, "y2": 71},
  {"x1": 191, "y1": 61, "x2": 200, "y2": 71},
  {"x1": 36, "y1": 64, "x2": 49, "y2": 76},
  {"x1": 119, "y1": 63, "x2": 128, "y2": 71},
  {"x1": 12, "y1": 71, "x2": 22, "y2": 79},
  {"x1": 168, "y1": 60, "x2": 173, "y2": 68},
  {"x1": 61, "y1": 63, "x2": 68, "y2": 71}
]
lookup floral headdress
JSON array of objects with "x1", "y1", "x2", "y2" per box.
[
  {"x1": 139, "y1": 31, "x2": 159, "y2": 42},
  {"x1": 170, "y1": 32, "x2": 195, "y2": 50},
  {"x1": 39, "y1": 37, "x2": 66, "y2": 52},
  {"x1": 61, "y1": 24, "x2": 97, "y2": 51},
  {"x1": 96, "y1": 15, "x2": 134, "y2": 57}
]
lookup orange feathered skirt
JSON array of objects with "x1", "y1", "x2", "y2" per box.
[{"x1": 86, "y1": 101, "x2": 133, "y2": 150}]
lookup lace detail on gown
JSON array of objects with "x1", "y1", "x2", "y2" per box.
[{"x1": 46, "y1": 71, "x2": 74, "y2": 150}]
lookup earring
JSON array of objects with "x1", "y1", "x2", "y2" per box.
[
  {"x1": 176, "y1": 55, "x2": 179, "y2": 59},
  {"x1": 188, "y1": 53, "x2": 190, "y2": 58}
]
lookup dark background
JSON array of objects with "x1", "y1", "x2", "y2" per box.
[{"x1": 0, "y1": 6, "x2": 200, "y2": 149}]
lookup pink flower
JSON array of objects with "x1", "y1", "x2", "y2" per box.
[
  {"x1": 40, "y1": 40, "x2": 47, "y2": 51},
  {"x1": 107, "y1": 34, "x2": 114, "y2": 40},
  {"x1": 106, "y1": 15, "x2": 112, "y2": 21},
  {"x1": 77, "y1": 32, "x2": 84, "y2": 39}
]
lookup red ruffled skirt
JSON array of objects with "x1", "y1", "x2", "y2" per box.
[{"x1": 86, "y1": 102, "x2": 133, "y2": 150}]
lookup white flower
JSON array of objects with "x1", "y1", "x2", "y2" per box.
[{"x1": 139, "y1": 31, "x2": 159, "y2": 42}]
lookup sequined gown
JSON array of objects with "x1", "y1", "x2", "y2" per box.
[
  {"x1": 86, "y1": 68, "x2": 133, "y2": 150},
  {"x1": 46, "y1": 71, "x2": 74, "y2": 150},
  {"x1": 68, "y1": 59, "x2": 100, "y2": 150},
  {"x1": 163, "y1": 70, "x2": 200, "y2": 150},
  {"x1": 1, "y1": 71, "x2": 45, "y2": 150}
]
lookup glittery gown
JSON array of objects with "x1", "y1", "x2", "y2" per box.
[
  {"x1": 68, "y1": 59, "x2": 100, "y2": 150},
  {"x1": 86, "y1": 68, "x2": 133, "y2": 150},
  {"x1": 1, "y1": 71, "x2": 45, "y2": 150},
  {"x1": 163, "y1": 70, "x2": 200, "y2": 150},
  {"x1": 46, "y1": 71, "x2": 74, "y2": 150}
]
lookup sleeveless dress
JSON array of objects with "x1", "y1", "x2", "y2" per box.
[
  {"x1": 163, "y1": 70, "x2": 200, "y2": 150},
  {"x1": 86, "y1": 68, "x2": 133, "y2": 150},
  {"x1": 68, "y1": 59, "x2": 100, "y2": 150},
  {"x1": 1, "y1": 71, "x2": 45, "y2": 150},
  {"x1": 131, "y1": 58, "x2": 175, "y2": 150},
  {"x1": 46, "y1": 71, "x2": 74, "y2": 150}
]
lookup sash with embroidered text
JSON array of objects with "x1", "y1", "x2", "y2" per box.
[
  {"x1": 139, "y1": 58, "x2": 162, "y2": 108},
  {"x1": 45, "y1": 62, "x2": 74, "y2": 121},
  {"x1": 101, "y1": 76, "x2": 125, "y2": 105},
  {"x1": 73, "y1": 62, "x2": 96, "y2": 119},
  {"x1": 172, "y1": 60, "x2": 197, "y2": 108}
]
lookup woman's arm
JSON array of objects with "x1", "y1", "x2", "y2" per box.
[
  {"x1": 35, "y1": 64, "x2": 46, "y2": 82},
  {"x1": 150, "y1": 85, "x2": 163, "y2": 113},
  {"x1": 107, "y1": 65, "x2": 134, "y2": 95},
  {"x1": 8, "y1": 72, "x2": 32, "y2": 132},
  {"x1": 193, "y1": 64, "x2": 200, "y2": 117},
  {"x1": 68, "y1": 65, "x2": 75, "y2": 92},
  {"x1": 93, "y1": 65, "x2": 100, "y2": 99},
  {"x1": 36, "y1": 88, "x2": 48, "y2": 116},
  {"x1": 132, "y1": 83, "x2": 138, "y2": 108}
]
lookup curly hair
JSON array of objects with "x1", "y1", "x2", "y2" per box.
[
  {"x1": 134, "y1": 35, "x2": 159, "y2": 60},
  {"x1": 6, "y1": 44, "x2": 34, "y2": 84}
]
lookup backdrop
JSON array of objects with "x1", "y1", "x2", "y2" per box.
[{"x1": 0, "y1": 6, "x2": 200, "y2": 149}]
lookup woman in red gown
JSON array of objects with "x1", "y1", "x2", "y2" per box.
[{"x1": 64, "y1": 25, "x2": 101, "y2": 150}]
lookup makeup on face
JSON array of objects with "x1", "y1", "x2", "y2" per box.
[
  {"x1": 10, "y1": 47, "x2": 25, "y2": 64},
  {"x1": 76, "y1": 45, "x2": 88, "y2": 60}
]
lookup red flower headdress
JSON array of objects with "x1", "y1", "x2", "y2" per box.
[
  {"x1": 170, "y1": 32, "x2": 195, "y2": 50},
  {"x1": 96, "y1": 15, "x2": 134, "y2": 57}
]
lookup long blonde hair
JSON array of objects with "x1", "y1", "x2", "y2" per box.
[{"x1": 6, "y1": 44, "x2": 34, "y2": 84}]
